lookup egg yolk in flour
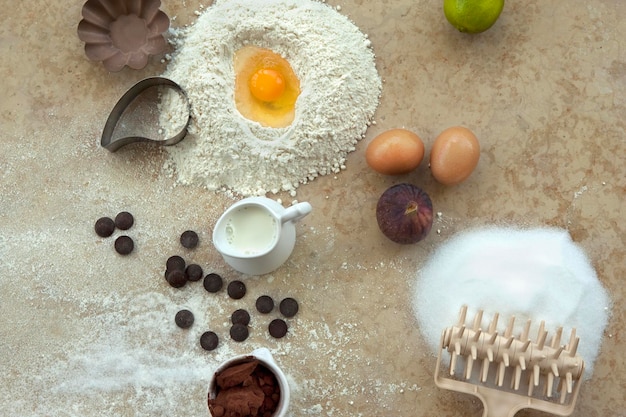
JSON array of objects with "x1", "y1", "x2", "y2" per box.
[{"x1": 234, "y1": 46, "x2": 300, "y2": 128}]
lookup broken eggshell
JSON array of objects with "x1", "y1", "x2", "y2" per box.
[{"x1": 77, "y1": 0, "x2": 170, "y2": 72}]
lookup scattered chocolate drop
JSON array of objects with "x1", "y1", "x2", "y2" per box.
[
  {"x1": 227, "y1": 280, "x2": 246, "y2": 299},
  {"x1": 175, "y1": 309, "x2": 194, "y2": 328},
  {"x1": 180, "y1": 230, "x2": 199, "y2": 249},
  {"x1": 186, "y1": 264, "x2": 203, "y2": 282},
  {"x1": 230, "y1": 323, "x2": 249, "y2": 342},
  {"x1": 268, "y1": 319, "x2": 288, "y2": 339},
  {"x1": 114, "y1": 235, "x2": 134, "y2": 255},
  {"x1": 231, "y1": 309, "x2": 251, "y2": 326},
  {"x1": 256, "y1": 295, "x2": 274, "y2": 314},
  {"x1": 279, "y1": 297, "x2": 299, "y2": 317},
  {"x1": 200, "y1": 331, "x2": 219, "y2": 351},
  {"x1": 167, "y1": 269, "x2": 187, "y2": 288},
  {"x1": 94, "y1": 217, "x2": 115, "y2": 237},
  {"x1": 203, "y1": 273, "x2": 223, "y2": 293},
  {"x1": 166, "y1": 255, "x2": 186, "y2": 272},
  {"x1": 114, "y1": 211, "x2": 134, "y2": 230}
]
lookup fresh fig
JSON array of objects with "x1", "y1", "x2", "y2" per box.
[{"x1": 376, "y1": 183, "x2": 433, "y2": 244}]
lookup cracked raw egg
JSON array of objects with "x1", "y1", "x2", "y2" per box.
[{"x1": 234, "y1": 46, "x2": 300, "y2": 128}]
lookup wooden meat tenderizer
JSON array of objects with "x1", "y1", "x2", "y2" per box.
[{"x1": 435, "y1": 305, "x2": 585, "y2": 417}]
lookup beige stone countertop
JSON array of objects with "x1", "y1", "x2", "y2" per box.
[{"x1": 0, "y1": 0, "x2": 624, "y2": 416}]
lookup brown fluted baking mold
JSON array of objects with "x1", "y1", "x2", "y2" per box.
[{"x1": 77, "y1": 0, "x2": 170, "y2": 72}]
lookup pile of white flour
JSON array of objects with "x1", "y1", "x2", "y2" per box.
[{"x1": 160, "y1": 0, "x2": 381, "y2": 196}]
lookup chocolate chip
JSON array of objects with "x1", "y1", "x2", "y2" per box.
[
  {"x1": 114, "y1": 235, "x2": 134, "y2": 255},
  {"x1": 186, "y1": 264, "x2": 203, "y2": 282},
  {"x1": 256, "y1": 295, "x2": 274, "y2": 314},
  {"x1": 200, "y1": 331, "x2": 219, "y2": 351},
  {"x1": 203, "y1": 273, "x2": 223, "y2": 293},
  {"x1": 268, "y1": 319, "x2": 288, "y2": 338},
  {"x1": 230, "y1": 323, "x2": 249, "y2": 342},
  {"x1": 114, "y1": 211, "x2": 134, "y2": 230},
  {"x1": 94, "y1": 217, "x2": 115, "y2": 237},
  {"x1": 279, "y1": 298, "x2": 299, "y2": 317},
  {"x1": 175, "y1": 309, "x2": 194, "y2": 328},
  {"x1": 167, "y1": 269, "x2": 187, "y2": 288},
  {"x1": 166, "y1": 255, "x2": 185, "y2": 271},
  {"x1": 180, "y1": 230, "x2": 199, "y2": 249},
  {"x1": 227, "y1": 280, "x2": 246, "y2": 299},
  {"x1": 231, "y1": 309, "x2": 250, "y2": 326}
]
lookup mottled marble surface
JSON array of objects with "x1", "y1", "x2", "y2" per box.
[{"x1": 1, "y1": 0, "x2": 624, "y2": 416}]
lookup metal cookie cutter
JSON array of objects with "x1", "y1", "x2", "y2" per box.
[{"x1": 101, "y1": 77, "x2": 190, "y2": 152}]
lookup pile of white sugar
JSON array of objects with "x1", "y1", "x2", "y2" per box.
[
  {"x1": 160, "y1": 0, "x2": 381, "y2": 196},
  {"x1": 412, "y1": 227, "x2": 611, "y2": 379}
]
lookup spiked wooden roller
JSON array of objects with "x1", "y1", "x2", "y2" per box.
[{"x1": 435, "y1": 305, "x2": 585, "y2": 417}]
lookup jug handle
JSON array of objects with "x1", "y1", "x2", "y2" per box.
[
  {"x1": 251, "y1": 347, "x2": 275, "y2": 364},
  {"x1": 280, "y1": 202, "x2": 312, "y2": 224}
]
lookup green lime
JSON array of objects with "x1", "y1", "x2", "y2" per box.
[{"x1": 443, "y1": 0, "x2": 504, "y2": 33}]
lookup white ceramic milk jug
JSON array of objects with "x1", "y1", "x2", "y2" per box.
[{"x1": 212, "y1": 197, "x2": 312, "y2": 275}]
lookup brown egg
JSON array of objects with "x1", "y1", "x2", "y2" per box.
[
  {"x1": 430, "y1": 126, "x2": 480, "y2": 185},
  {"x1": 365, "y1": 128, "x2": 425, "y2": 175}
]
